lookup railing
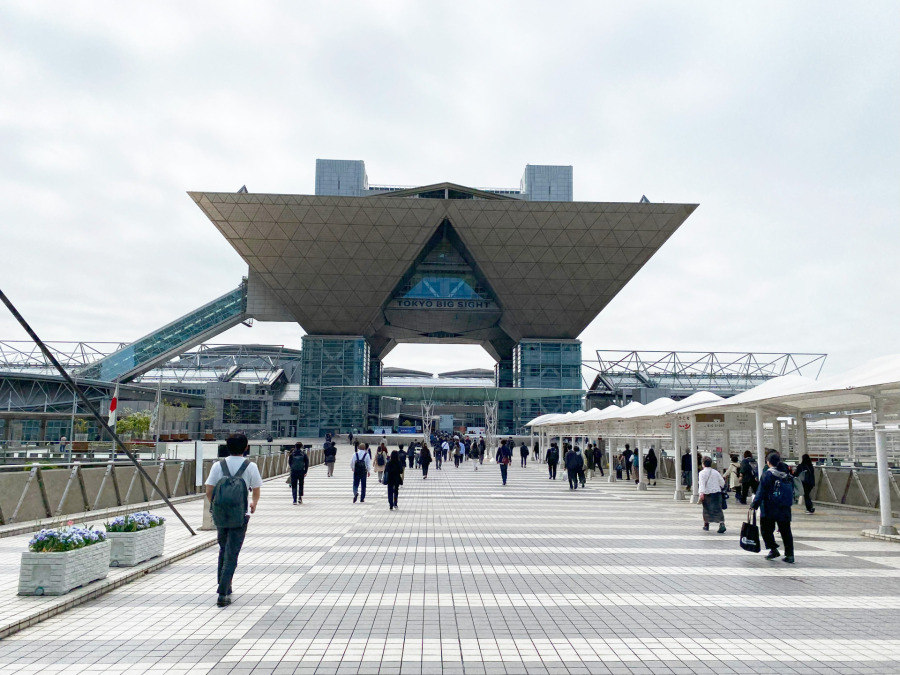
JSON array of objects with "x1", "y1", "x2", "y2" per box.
[{"x1": 0, "y1": 447, "x2": 324, "y2": 526}]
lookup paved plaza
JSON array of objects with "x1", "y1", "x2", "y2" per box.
[{"x1": 2, "y1": 445, "x2": 900, "y2": 674}]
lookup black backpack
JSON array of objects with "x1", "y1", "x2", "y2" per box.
[
  {"x1": 772, "y1": 474, "x2": 794, "y2": 507},
  {"x1": 377, "y1": 452, "x2": 386, "y2": 467},
  {"x1": 210, "y1": 459, "x2": 249, "y2": 529},
  {"x1": 353, "y1": 451, "x2": 368, "y2": 476},
  {"x1": 290, "y1": 452, "x2": 308, "y2": 473}
]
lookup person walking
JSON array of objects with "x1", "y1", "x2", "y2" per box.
[
  {"x1": 533, "y1": 441, "x2": 540, "y2": 462},
  {"x1": 496, "y1": 439, "x2": 512, "y2": 485},
  {"x1": 469, "y1": 442, "x2": 480, "y2": 469},
  {"x1": 796, "y1": 453, "x2": 816, "y2": 514},
  {"x1": 722, "y1": 453, "x2": 741, "y2": 497},
  {"x1": 546, "y1": 443, "x2": 559, "y2": 480},
  {"x1": 623, "y1": 444, "x2": 633, "y2": 481},
  {"x1": 324, "y1": 439, "x2": 337, "y2": 477},
  {"x1": 644, "y1": 447, "x2": 658, "y2": 487},
  {"x1": 575, "y1": 446, "x2": 587, "y2": 488},
  {"x1": 397, "y1": 445, "x2": 408, "y2": 481},
  {"x1": 351, "y1": 443, "x2": 372, "y2": 503},
  {"x1": 565, "y1": 445, "x2": 583, "y2": 490},
  {"x1": 681, "y1": 448, "x2": 693, "y2": 492},
  {"x1": 738, "y1": 450, "x2": 759, "y2": 504},
  {"x1": 595, "y1": 439, "x2": 605, "y2": 477},
  {"x1": 205, "y1": 433, "x2": 263, "y2": 607},
  {"x1": 478, "y1": 437, "x2": 486, "y2": 464},
  {"x1": 384, "y1": 450, "x2": 403, "y2": 510},
  {"x1": 752, "y1": 452, "x2": 796, "y2": 563},
  {"x1": 453, "y1": 442, "x2": 462, "y2": 468},
  {"x1": 288, "y1": 442, "x2": 309, "y2": 504},
  {"x1": 615, "y1": 453, "x2": 624, "y2": 480},
  {"x1": 408, "y1": 444, "x2": 416, "y2": 470},
  {"x1": 632, "y1": 448, "x2": 641, "y2": 485},
  {"x1": 375, "y1": 443, "x2": 389, "y2": 484},
  {"x1": 699, "y1": 456, "x2": 727, "y2": 533},
  {"x1": 585, "y1": 444, "x2": 596, "y2": 479},
  {"x1": 421, "y1": 443, "x2": 433, "y2": 478},
  {"x1": 520, "y1": 442, "x2": 529, "y2": 468}
]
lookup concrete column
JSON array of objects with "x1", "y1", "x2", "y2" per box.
[
  {"x1": 608, "y1": 436, "x2": 616, "y2": 483},
  {"x1": 637, "y1": 442, "x2": 647, "y2": 491},
  {"x1": 797, "y1": 414, "x2": 807, "y2": 462},
  {"x1": 848, "y1": 416, "x2": 854, "y2": 464},
  {"x1": 875, "y1": 427, "x2": 898, "y2": 534},
  {"x1": 755, "y1": 410, "x2": 765, "y2": 481},
  {"x1": 690, "y1": 416, "x2": 700, "y2": 504},
  {"x1": 774, "y1": 419, "x2": 782, "y2": 456},
  {"x1": 673, "y1": 420, "x2": 684, "y2": 500}
]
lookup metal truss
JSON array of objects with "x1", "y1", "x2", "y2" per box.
[
  {"x1": 0, "y1": 341, "x2": 125, "y2": 374},
  {"x1": 584, "y1": 350, "x2": 827, "y2": 394}
]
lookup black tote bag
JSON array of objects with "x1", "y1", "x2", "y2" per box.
[{"x1": 740, "y1": 509, "x2": 761, "y2": 553}]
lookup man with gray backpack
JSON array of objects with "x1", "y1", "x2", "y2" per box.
[
  {"x1": 351, "y1": 442, "x2": 372, "y2": 503},
  {"x1": 205, "y1": 433, "x2": 263, "y2": 607},
  {"x1": 288, "y1": 442, "x2": 309, "y2": 504}
]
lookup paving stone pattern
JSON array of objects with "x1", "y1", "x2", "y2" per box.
[{"x1": 2, "y1": 444, "x2": 900, "y2": 674}]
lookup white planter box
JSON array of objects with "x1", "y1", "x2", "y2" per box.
[
  {"x1": 18, "y1": 540, "x2": 111, "y2": 596},
  {"x1": 107, "y1": 524, "x2": 166, "y2": 567}
]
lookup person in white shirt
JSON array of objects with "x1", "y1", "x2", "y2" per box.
[
  {"x1": 698, "y1": 455, "x2": 727, "y2": 533},
  {"x1": 205, "y1": 433, "x2": 264, "y2": 606},
  {"x1": 350, "y1": 443, "x2": 372, "y2": 503}
]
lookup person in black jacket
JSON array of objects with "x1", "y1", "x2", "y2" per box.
[
  {"x1": 565, "y1": 446, "x2": 584, "y2": 490},
  {"x1": 623, "y1": 444, "x2": 633, "y2": 481},
  {"x1": 644, "y1": 447, "x2": 658, "y2": 486},
  {"x1": 546, "y1": 443, "x2": 559, "y2": 480},
  {"x1": 738, "y1": 450, "x2": 759, "y2": 504},
  {"x1": 384, "y1": 450, "x2": 403, "y2": 510},
  {"x1": 519, "y1": 442, "x2": 529, "y2": 467},
  {"x1": 495, "y1": 440, "x2": 513, "y2": 485},
  {"x1": 533, "y1": 441, "x2": 540, "y2": 462},
  {"x1": 288, "y1": 442, "x2": 309, "y2": 504},
  {"x1": 751, "y1": 452, "x2": 795, "y2": 563},
  {"x1": 680, "y1": 449, "x2": 692, "y2": 491},
  {"x1": 323, "y1": 440, "x2": 337, "y2": 477},
  {"x1": 796, "y1": 453, "x2": 816, "y2": 514}
]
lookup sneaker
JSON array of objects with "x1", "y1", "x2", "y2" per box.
[
  {"x1": 783, "y1": 556, "x2": 795, "y2": 564},
  {"x1": 293, "y1": 501, "x2": 297, "y2": 505},
  {"x1": 717, "y1": 523, "x2": 726, "y2": 534},
  {"x1": 299, "y1": 497, "x2": 302, "y2": 504},
  {"x1": 765, "y1": 549, "x2": 780, "y2": 560},
  {"x1": 216, "y1": 595, "x2": 231, "y2": 607},
  {"x1": 353, "y1": 493, "x2": 358, "y2": 503},
  {"x1": 360, "y1": 499, "x2": 365, "y2": 503},
  {"x1": 702, "y1": 523, "x2": 709, "y2": 531}
]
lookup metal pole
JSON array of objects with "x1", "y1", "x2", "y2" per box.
[
  {"x1": 0, "y1": 288, "x2": 196, "y2": 536},
  {"x1": 68, "y1": 377, "x2": 77, "y2": 463},
  {"x1": 848, "y1": 416, "x2": 854, "y2": 464},
  {"x1": 690, "y1": 416, "x2": 699, "y2": 504},
  {"x1": 608, "y1": 435, "x2": 616, "y2": 482},
  {"x1": 673, "y1": 419, "x2": 684, "y2": 500},
  {"x1": 756, "y1": 410, "x2": 766, "y2": 481},
  {"x1": 873, "y1": 398, "x2": 897, "y2": 535}
]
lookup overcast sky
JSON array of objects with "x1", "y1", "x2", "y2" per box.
[{"x1": 1, "y1": 1, "x2": 897, "y2": 380}]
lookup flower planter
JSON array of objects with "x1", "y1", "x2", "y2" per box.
[
  {"x1": 107, "y1": 523, "x2": 166, "y2": 567},
  {"x1": 18, "y1": 539, "x2": 111, "y2": 596}
]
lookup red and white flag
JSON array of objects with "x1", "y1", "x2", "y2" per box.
[{"x1": 109, "y1": 382, "x2": 120, "y2": 431}]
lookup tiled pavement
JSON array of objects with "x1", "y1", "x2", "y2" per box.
[{"x1": 2, "y1": 444, "x2": 900, "y2": 674}]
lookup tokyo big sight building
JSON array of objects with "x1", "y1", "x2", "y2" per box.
[{"x1": 187, "y1": 159, "x2": 697, "y2": 436}]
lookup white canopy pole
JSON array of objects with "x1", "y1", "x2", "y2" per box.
[
  {"x1": 690, "y1": 415, "x2": 699, "y2": 504},
  {"x1": 797, "y1": 413, "x2": 807, "y2": 462},
  {"x1": 873, "y1": 397, "x2": 898, "y2": 535},
  {"x1": 637, "y1": 439, "x2": 646, "y2": 490},
  {"x1": 673, "y1": 418, "x2": 684, "y2": 500},
  {"x1": 848, "y1": 416, "x2": 854, "y2": 464},
  {"x1": 755, "y1": 409, "x2": 766, "y2": 481},
  {"x1": 608, "y1": 435, "x2": 616, "y2": 482},
  {"x1": 773, "y1": 419, "x2": 782, "y2": 456}
]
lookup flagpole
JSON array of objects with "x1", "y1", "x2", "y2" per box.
[{"x1": 0, "y1": 288, "x2": 196, "y2": 536}]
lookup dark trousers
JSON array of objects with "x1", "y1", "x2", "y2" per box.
[
  {"x1": 740, "y1": 480, "x2": 758, "y2": 503},
  {"x1": 548, "y1": 462, "x2": 557, "y2": 479},
  {"x1": 408, "y1": 455, "x2": 415, "y2": 468},
  {"x1": 760, "y1": 516, "x2": 794, "y2": 556},
  {"x1": 500, "y1": 463, "x2": 508, "y2": 485},
  {"x1": 625, "y1": 465, "x2": 631, "y2": 480},
  {"x1": 521, "y1": 456, "x2": 527, "y2": 467},
  {"x1": 802, "y1": 484, "x2": 815, "y2": 512},
  {"x1": 353, "y1": 473, "x2": 367, "y2": 501},
  {"x1": 435, "y1": 455, "x2": 442, "y2": 469},
  {"x1": 387, "y1": 483, "x2": 399, "y2": 508},
  {"x1": 422, "y1": 463, "x2": 429, "y2": 477},
  {"x1": 454, "y1": 455, "x2": 461, "y2": 467},
  {"x1": 567, "y1": 468, "x2": 579, "y2": 489},
  {"x1": 578, "y1": 469, "x2": 586, "y2": 486},
  {"x1": 216, "y1": 516, "x2": 249, "y2": 596},
  {"x1": 290, "y1": 471, "x2": 305, "y2": 502}
]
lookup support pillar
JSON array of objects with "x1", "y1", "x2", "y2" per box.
[
  {"x1": 774, "y1": 419, "x2": 782, "y2": 457},
  {"x1": 690, "y1": 416, "x2": 699, "y2": 504},
  {"x1": 637, "y1": 442, "x2": 647, "y2": 490},
  {"x1": 848, "y1": 416, "x2": 854, "y2": 464},
  {"x1": 608, "y1": 436, "x2": 616, "y2": 483},
  {"x1": 755, "y1": 410, "x2": 766, "y2": 482},
  {"x1": 673, "y1": 421, "x2": 684, "y2": 500},
  {"x1": 797, "y1": 413, "x2": 807, "y2": 462},
  {"x1": 873, "y1": 395, "x2": 897, "y2": 535}
]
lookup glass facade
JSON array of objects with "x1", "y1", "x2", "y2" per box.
[
  {"x1": 514, "y1": 340, "x2": 583, "y2": 430},
  {"x1": 299, "y1": 336, "x2": 369, "y2": 436},
  {"x1": 79, "y1": 281, "x2": 247, "y2": 382}
]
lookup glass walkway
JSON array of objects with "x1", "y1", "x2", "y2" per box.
[{"x1": 78, "y1": 281, "x2": 248, "y2": 382}]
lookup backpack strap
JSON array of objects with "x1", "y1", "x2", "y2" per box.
[
  {"x1": 219, "y1": 459, "x2": 232, "y2": 478},
  {"x1": 233, "y1": 459, "x2": 250, "y2": 479}
]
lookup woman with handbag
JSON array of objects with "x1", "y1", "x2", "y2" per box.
[{"x1": 699, "y1": 455, "x2": 727, "y2": 533}]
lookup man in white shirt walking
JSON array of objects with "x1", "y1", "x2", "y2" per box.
[
  {"x1": 205, "y1": 433, "x2": 263, "y2": 607},
  {"x1": 351, "y1": 443, "x2": 373, "y2": 503}
]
